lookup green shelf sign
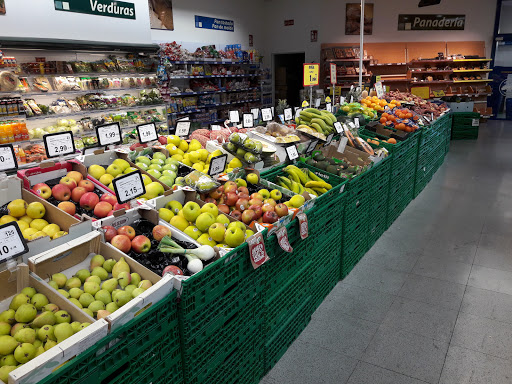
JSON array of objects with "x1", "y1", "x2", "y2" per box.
[{"x1": 54, "y1": 0, "x2": 136, "y2": 20}]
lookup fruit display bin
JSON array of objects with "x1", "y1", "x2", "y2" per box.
[
  {"x1": 360, "y1": 127, "x2": 421, "y2": 158},
  {"x1": 452, "y1": 112, "x2": 479, "y2": 140}
]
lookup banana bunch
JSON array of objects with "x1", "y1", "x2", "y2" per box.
[
  {"x1": 295, "y1": 108, "x2": 337, "y2": 136},
  {"x1": 276, "y1": 165, "x2": 333, "y2": 197}
]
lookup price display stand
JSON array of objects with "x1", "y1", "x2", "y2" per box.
[
  {"x1": 283, "y1": 107, "x2": 293, "y2": 123},
  {"x1": 112, "y1": 171, "x2": 146, "y2": 204},
  {"x1": 0, "y1": 144, "x2": 18, "y2": 173},
  {"x1": 330, "y1": 62, "x2": 336, "y2": 108},
  {"x1": 303, "y1": 63, "x2": 320, "y2": 106},
  {"x1": 261, "y1": 107, "x2": 273, "y2": 122},
  {"x1": 175, "y1": 121, "x2": 191, "y2": 138},
  {"x1": 136, "y1": 122, "x2": 158, "y2": 144},
  {"x1": 285, "y1": 144, "x2": 299, "y2": 163},
  {"x1": 243, "y1": 113, "x2": 254, "y2": 128},
  {"x1": 0, "y1": 222, "x2": 29, "y2": 264},
  {"x1": 43, "y1": 131, "x2": 75, "y2": 159},
  {"x1": 208, "y1": 154, "x2": 228, "y2": 177}
]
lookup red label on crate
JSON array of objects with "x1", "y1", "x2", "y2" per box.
[
  {"x1": 297, "y1": 213, "x2": 308, "y2": 239},
  {"x1": 276, "y1": 226, "x2": 293, "y2": 253},
  {"x1": 247, "y1": 232, "x2": 269, "y2": 269}
]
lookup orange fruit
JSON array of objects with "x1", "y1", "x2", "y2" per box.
[
  {"x1": 379, "y1": 117, "x2": 387, "y2": 124},
  {"x1": 387, "y1": 138, "x2": 397, "y2": 144}
]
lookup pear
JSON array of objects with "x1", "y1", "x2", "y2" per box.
[
  {"x1": 95, "y1": 290, "x2": 112, "y2": 305},
  {"x1": 33, "y1": 339, "x2": 42, "y2": 349},
  {"x1": 14, "y1": 343, "x2": 36, "y2": 364},
  {"x1": 91, "y1": 267, "x2": 108, "y2": 281},
  {"x1": 0, "y1": 354, "x2": 16, "y2": 367},
  {"x1": 51, "y1": 273, "x2": 67, "y2": 288},
  {"x1": 69, "y1": 298, "x2": 83, "y2": 309},
  {"x1": 105, "y1": 302, "x2": 119, "y2": 313},
  {"x1": 0, "y1": 309, "x2": 15, "y2": 325},
  {"x1": 37, "y1": 325, "x2": 56, "y2": 342},
  {"x1": 132, "y1": 287, "x2": 145, "y2": 298},
  {"x1": 112, "y1": 257, "x2": 130, "y2": 278},
  {"x1": 69, "y1": 288, "x2": 84, "y2": 299},
  {"x1": 117, "y1": 271, "x2": 131, "y2": 289},
  {"x1": 74, "y1": 269, "x2": 90, "y2": 283},
  {"x1": 20, "y1": 287, "x2": 36, "y2": 299},
  {"x1": 14, "y1": 328, "x2": 35, "y2": 344},
  {"x1": 15, "y1": 304, "x2": 37, "y2": 323},
  {"x1": 84, "y1": 282, "x2": 100, "y2": 296},
  {"x1": 83, "y1": 309, "x2": 94, "y2": 318},
  {"x1": 79, "y1": 293, "x2": 94, "y2": 308},
  {"x1": 44, "y1": 339, "x2": 57, "y2": 351},
  {"x1": 102, "y1": 259, "x2": 116, "y2": 273},
  {"x1": 124, "y1": 285, "x2": 136, "y2": 296},
  {"x1": 85, "y1": 275, "x2": 101, "y2": 285},
  {"x1": 10, "y1": 323, "x2": 29, "y2": 337},
  {"x1": 48, "y1": 280, "x2": 59, "y2": 289},
  {"x1": 138, "y1": 280, "x2": 152, "y2": 290},
  {"x1": 0, "y1": 322, "x2": 11, "y2": 336},
  {"x1": 0, "y1": 366, "x2": 17, "y2": 383},
  {"x1": 31, "y1": 293, "x2": 49, "y2": 310},
  {"x1": 88, "y1": 301, "x2": 105, "y2": 314},
  {"x1": 54, "y1": 311, "x2": 71, "y2": 324},
  {"x1": 96, "y1": 310, "x2": 111, "y2": 320},
  {"x1": 130, "y1": 273, "x2": 142, "y2": 287},
  {"x1": 35, "y1": 345, "x2": 45, "y2": 357},
  {"x1": 90, "y1": 254, "x2": 105, "y2": 270},
  {"x1": 111, "y1": 289, "x2": 122, "y2": 301},
  {"x1": 54, "y1": 323, "x2": 74, "y2": 343},
  {"x1": 43, "y1": 304, "x2": 59, "y2": 313},
  {"x1": 101, "y1": 278, "x2": 118, "y2": 293},
  {"x1": 58, "y1": 289, "x2": 70, "y2": 298},
  {"x1": 32, "y1": 312, "x2": 56, "y2": 328},
  {"x1": 80, "y1": 322, "x2": 91, "y2": 330},
  {"x1": 70, "y1": 322, "x2": 82, "y2": 334},
  {"x1": 65, "y1": 277, "x2": 81, "y2": 290},
  {"x1": 0, "y1": 335, "x2": 18, "y2": 355},
  {"x1": 9, "y1": 294, "x2": 30, "y2": 310},
  {"x1": 115, "y1": 291, "x2": 131, "y2": 307}
]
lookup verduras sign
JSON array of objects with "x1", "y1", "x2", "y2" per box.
[
  {"x1": 54, "y1": 0, "x2": 136, "y2": 20},
  {"x1": 398, "y1": 14, "x2": 465, "y2": 30}
]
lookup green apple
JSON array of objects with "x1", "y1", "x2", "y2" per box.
[
  {"x1": 182, "y1": 202, "x2": 201, "y2": 222},
  {"x1": 142, "y1": 174, "x2": 151, "y2": 186},
  {"x1": 161, "y1": 170, "x2": 176, "y2": 179},
  {"x1": 136, "y1": 162, "x2": 149, "y2": 171},
  {"x1": 183, "y1": 225, "x2": 202, "y2": 240},
  {"x1": 169, "y1": 215, "x2": 189, "y2": 231},
  {"x1": 143, "y1": 182, "x2": 164, "y2": 199},
  {"x1": 106, "y1": 164, "x2": 122, "y2": 178},
  {"x1": 236, "y1": 178, "x2": 247, "y2": 187},
  {"x1": 159, "y1": 176, "x2": 174, "y2": 186},
  {"x1": 146, "y1": 169, "x2": 161, "y2": 179},
  {"x1": 195, "y1": 212, "x2": 215, "y2": 232},
  {"x1": 216, "y1": 214, "x2": 230, "y2": 228},
  {"x1": 259, "y1": 189, "x2": 270, "y2": 199},
  {"x1": 165, "y1": 201, "x2": 183, "y2": 215},
  {"x1": 162, "y1": 164, "x2": 177, "y2": 172},
  {"x1": 88, "y1": 165, "x2": 106, "y2": 180},
  {"x1": 150, "y1": 158, "x2": 164, "y2": 166},
  {"x1": 228, "y1": 221, "x2": 246, "y2": 232},
  {"x1": 148, "y1": 164, "x2": 162, "y2": 172},
  {"x1": 270, "y1": 189, "x2": 282, "y2": 201},
  {"x1": 153, "y1": 152, "x2": 166, "y2": 161},
  {"x1": 200, "y1": 203, "x2": 218, "y2": 218},
  {"x1": 158, "y1": 208, "x2": 174, "y2": 223},
  {"x1": 123, "y1": 167, "x2": 138, "y2": 174},
  {"x1": 247, "y1": 173, "x2": 259, "y2": 185},
  {"x1": 208, "y1": 223, "x2": 226, "y2": 243},
  {"x1": 112, "y1": 159, "x2": 130, "y2": 172},
  {"x1": 165, "y1": 158, "x2": 179, "y2": 165},
  {"x1": 197, "y1": 233, "x2": 217, "y2": 247},
  {"x1": 136, "y1": 156, "x2": 151, "y2": 166},
  {"x1": 99, "y1": 173, "x2": 114, "y2": 186},
  {"x1": 224, "y1": 227, "x2": 245, "y2": 248}
]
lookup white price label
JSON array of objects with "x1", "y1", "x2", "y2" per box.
[
  {"x1": 295, "y1": 108, "x2": 303, "y2": 119},
  {"x1": 137, "y1": 123, "x2": 158, "y2": 144},
  {"x1": 354, "y1": 118, "x2": 360, "y2": 128},
  {"x1": 330, "y1": 63, "x2": 337, "y2": 85},
  {"x1": 326, "y1": 103, "x2": 332, "y2": 112},
  {"x1": 96, "y1": 123, "x2": 122, "y2": 147},
  {"x1": 112, "y1": 171, "x2": 146, "y2": 204},
  {"x1": 306, "y1": 140, "x2": 318, "y2": 154},
  {"x1": 472, "y1": 118, "x2": 479, "y2": 127},
  {"x1": 208, "y1": 154, "x2": 228, "y2": 176},
  {"x1": 243, "y1": 113, "x2": 254, "y2": 128},
  {"x1": 348, "y1": 122, "x2": 356, "y2": 129},
  {"x1": 176, "y1": 121, "x2": 191, "y2": 137},
  {"x1": 44, "y1": 132, "x2": 75, "y2": 158},
  {"x1": 339, "y1": 96, "x2": 346, "y2": 104},
  {"x1": 283, "y1": 108, "x2": 293, "y2": 121},
  {"x1": 251, "y1": 108, "x2": 260, "y2": 120},
  {"x1": 0, "y1": 223, "x2": 28, "y2": 263},
  {"x1": 315, "y1": 99, "x2": 321, "y2": 108},
  {"x1": 261, "y1": 108, "x2": 273, "y2": 122},
  {"x1": 337, "y1": 137, "x2": 348, "y2": 153},
  {"x1": 375, "y1": 81, "x2": 384, "y2": 99},
  {"x1": 0, "y1": 145, "x2": 18, "y2": 171},
  {"x1": 324, "y1": 133, "x2": 334, "y2": 146},
  {"x1": 334, "y1": 122, "x2": 343, "y2": 134},
  {"x1": 285, "y1": 145, "x2": 299, "y2": 161},
  {"x1": 211, "y1": 124, "x2": 222, "y2": 131},
  {"x1": 229, "y1": 110, "x2": 240, "y2": 123}
]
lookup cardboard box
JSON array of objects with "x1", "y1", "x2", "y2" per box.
[
  {"x1": 0, "y1": 264, "x2": 108, "y2": 384},
  {"x1": 0, "y1": 177, "x2": 92, "y2": 263},
  {"x1": 447, "y1": 101, "x2": 474, "y2": 112},
  {"x1": 28, "y1": 231, "x2": 174, "y2": 333}
]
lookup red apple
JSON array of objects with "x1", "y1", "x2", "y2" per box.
[
  {"x1": 230, "y1": 210, "x2": 242, "y2": 221},
  {"x1": 250, "y1": 193, "x2": 263, "y2": 201},
  {"x1": 66, "y1": 171, "x2": 83, "y2": 184},
  {"x1": 79, "y1": 192, "x2": 99, "y2": 210},
  {"x1": 33, "y1": 183, "x2": 51, "y2": 200},
  {"x1": 249, "y1": 205, "x2": 263, "y2": 220},
  {"x1": 152, "y1": 225, "x2": 171, "y2": 242},
  {"x1": 218, "y1": 204, "x2": 230, "y2": 215},
  {"x1": 248, "y1": 198, "x2": 263, "y2": 207},
  {"x1": 100, "y1": 193, "x2": 117, "y2": 206},
  {"x1": 263, "y1": 211, "x2": 279, "y2": 224},
  {"x1": 236, "y1": 198, "x2": 249, "y2": 212},
  {"x1": 78, "y1": 180, "x2": 95, "y2": 192},
  {"x1": 113, "y1": 203, "x2": 130, "y2": 211},
  {"x1": 241, "y1": 209, "x2": 255, "y2": 225},
  {"x1": 162, "y1": 265, "x2": 183, "y2": 277},
  {"x1": 223, "y1": 181, "x2": 238, "y2": 194},
  {"x1": 264, "y1": 199, "x2": 277, "y2": 207},
  {"x1": 111, "y1": 235, "x2": 131, "y2": 253},
  {"x1": 71, "y1": 187, "x2": 87, "y2": 203},
  {"x1": 131, "y1": 235, "x2": 151, "y2": 254},
  {"x1": 225, "y1": 192, "x2": 238, "y2": 207},
  {"x1": 209, "y1": 186, "x2": 223, "y2": 200},
  {"x1": 237, "y1": 186, "x2": 249, "y2": 196},
  {"x1": 102, "y1": 226, "x2": 117, "y2": 242},
  {"x1": 118, "y1": 226, "x2": 136, "y2": 240},
  {"x1": 107, "y1": 210, "x2": 114, "y2": 216},
  {"x1": 238, "y1": 193, "x2": 250, "y2": 201},
  {"x1": 275, "y1": 203, "x2": 289, "y2": 218},
  {"x1": 58, "y1": 201, "x2": 76, "y2": 216},
  {"x1": 94, "y1": 201, "x2": 113, "y2": 218},
  {"x1": 262, "y1": 203, "x2": 275, "y2": 213},
  {"x1": 52, "y1": 184, "x2": 71, "y2": 201},
  {"x1": 158, "y1": 136, "x2": 167, "y2": 145},
  {"x1": 59, "y1": 177, "x2": 77, "y2": 191},
  {"x1": 204, "y1": 197, "x2": 217, "y2": 204},
  {"x1": 218, "y1": 195, "x2": 226, "y2": 205}
]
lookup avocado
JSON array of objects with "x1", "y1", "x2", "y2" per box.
[
  {"x1": 313, "y1": 153, "x2": 325, "y2": 162},
  {"x1": 306, "y1": 159, "x2": 316, "y2": 167},
  {"x1": 326, "y1": 165, "x2": 338, "y2": 174},
  {"x1": 316, "y1": 161, "x2": 329, "y2": 171},
  {"x1": 327, "y1": 158, "x2": 337, "y2": 165}
]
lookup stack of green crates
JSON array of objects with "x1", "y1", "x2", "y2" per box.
[{"x1": 452, "y1": 112, "x2": 480, "y2": 140}]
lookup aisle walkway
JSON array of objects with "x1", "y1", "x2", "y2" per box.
[{"x1": 261, "y1": 120, "x2": 512, "y2": 384}]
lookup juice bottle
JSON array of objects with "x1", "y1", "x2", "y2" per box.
[
  {"x1": 13, "y1": 121, "x2": 22, "y2": 142},
  {"x1": 5, "y1": 122, "x2": 15, "y2": 143},
  {"x1": 20, "y1": 121, "x2": 29, "y2": 141},
  {"x1": 0, "y1": 123, "x2": 8, "y2": 144}
]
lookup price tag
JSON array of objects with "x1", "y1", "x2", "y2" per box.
[
  {"x1": 261, "y1": 108, "x2": 273, "y2": 122},
  {"x1": 285, "y1": 145, "x2": 299, "y2": 161},
  {"x1": 376, "y1": 75, "x2": 382, "y2": 82},
  {"x1": 326, "y1": 103, "x2": 332, "y2": 112},
  {"x1": 137, "y1": 122, "x2": 158, "y2": 144},
  {"x1": 315, "y1": 98, "x2": 321, "y2": 108},
  {"x1": 354, "y1": 118, "x2": 360, "y2": 128},
  {"x1": 297, "y1": 213, "x2": 308, "y2": 239},
  {"x1": 324, "y1": 133, "x2": 334, "y2": 146},
  {"x1": 243, "y1": 113, "x2": 254, "y2": 128},
  {"x1": 247, "y1": 232, "x2": 269, "y2": 269},
  {"x1": 0, "y1": 222, "x2": 29, "y2": 263},
  {"x1": 339, "y1": 96, "x2": 346, "y2": 104},
  {"x1": 433, "y1": 90, "x2": 445, "y2": 97},
  {"x1": 176, "y1": 121, "x2": 191, "y2": 137},
  {"x1": 302, "y1": 100, "x2": 309, "y2": 107},
  {"x1": 375, "y1": 81, "x2": 384, "y2": 99},
  {"x1": 276, "y1": 226, "x2": 293, "y2": 253},
  {"x1": 96, "y1": 123, "x2": 122, "y2": 147},
  {"x1": 303, "y1": 63, "x2": 320, "y2": 86},
  {"x1": 330, "y1": 63, "x2": 337, "y2": 85},
  {"x1": 325, "y1": 96, "x2": 332, "y2": 103},
  {"x1": 229, "y1": 110, "x2": 240, "y2": 123},
  {"x1": 43, "y1": 132, "x2": 75, "y2": 158},
  {"x1": 306, "y1": 140, "x2": 318, "y2": 155},
  {"x1": 112, "y1": 171, "x2": 146, "y2": 204},
  {"x1": 472, "y1": 118, "x2": 479, "y2": 127},
  {"x1": 283, "y1": 108, "x2": 293, "y2": 121},
  {"x1": 337, "y1": 137, "x2": 348, "y2": 153},
  {"x1": 271, "y1": 107, "x2": 275, "y2": 116},
  {"x1": 431, "y1": 112, "x2": 434, "y2": 121},
  {"x1": 295, "y1": 108, "x2": 303, "y2": 119},
  {"x1": 211, "y1": 124, "x2": 222, "y2": 131},
  {"x1": 251, "y1": 108, "x2": 260, "y2": 120},
  {"x1": 0, "y1": 144, "x2": 18, "y2": 172},
  {"x1": 334, "y1": 122, "x2": 343, "y2": 134},
  {"x1": 208, "y1": 154, "x2": 228, "y2": 176}
]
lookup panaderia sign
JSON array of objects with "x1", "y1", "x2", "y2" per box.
[{"x1": 398, "y1": 14, "x2": 465, "y2": 30}]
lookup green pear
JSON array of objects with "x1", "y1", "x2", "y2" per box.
[
  {"x1": 85, "y1": 275, "x2": 101, "y2": 285},
  {"x1": 20, "y1": 287, "x2": 36, "y2": 299},
  {"x1": 118, "y1": 271, "x2": 131, "y2": 289},
  {"x1": 33, "y1": 339, "x2": 42, "y2": 349},
  {"x1": 15, "y1": 304, "x2": 37, "y2": 323},
  {"x1": 79, "y1": 293, "x2": 94, "y2": 308},
  {"x1": 14, "y1": 343, "x2": 36, "y2": 364},
  {"x1": 112, "y1": 257, "x2": 130, "y2": 278},
  {"x1": 14, "y1": 328, "x2": 35, "y2": 344},
  {"x1": 69, "y1": 298, "x2": 83, "y2": 309},
  {"x1": 80, "y1": 322, "x2": 91, "y2": 330},
  {"x1": 74, "y1": 269, "x2": 90, "y2": 283},
  {"x1": 9, "y1": 294, "x2": 30, "y2": 310},
  {"x1": 31, "y1": 312, "x2": 56, "y2": 328},
  {"x1": 124, "y1": 285, "x2": 136, "y2": 296},
  {"x1": 132, "y1": 287, "x2": 145, "y2": 298},
  {"x1": 0, "y1": 310, "x2": 15, "y2": 325},
  {"x1": 65, "y1": 277, "x2": 81, "y2": 290},
  {"x1": 84, "y1": 282, "x2": 100, "y2": 296},
  {"x1": 88, "y1": 301, "x2": 105, "y2": 314},
  {"x1": 0, "y1": 354, "x2": 16, "y2": 367},
  {"x1": 35, "y1": 345, "x2": 45, "y2": 357},
  {"x1": 43, "y1": 304, "x2": 59, "y2": 313},
  {"x1": 91, "y1": 267, "x2": 108, "y2": 281},
  {"x1": 0, "y1": 335, "x2": 18, "y2": 355},
  {"x1": 82, "y1": 309, "x2": 94, "y2": 318},
  {"x1": 69, "y1": 288, "x2": 84, "y2": 299},
  {"x1": 37, "y1": 325, "x2": 56, "y2": 342},
  {"x1": 95, "y1": 290, "x2": 112, "y2": 305},
  {"x1": 0, "y1": 322, "x2": 11, "y2": 336},
  {"x1": 31, "y1": 293, "x2": 49, "y2": 310},
  {"x1": 101, "y1": 278, "x2": 118, "y2": 293},
  {"x1": 70, "y1": 322, "x2": 82, "y2": 334},
  {"x1": 58, "y1": 289, "x2": 70, "y2": 298},
  {"x1": 54, "y1": 311, "x2": 71, "y2": 324},
  {"x1": 48, "y1": 280, "x2": 59, "y2": 289},
  {"x1": 130, "y1": 273, "x2": 142, "y2": 287},
  {"x1": 51, "y1": 273, "x2": 67, "y2": 288},
  {"x1": 44, "y1": 339, "x2": 57, "y2": 351},
  {"x1": 102, "y1": 259, "x2": 116, "y2": 273},
  {"x1": 90, "y1": 254, "x2": 105, "y2": 270},
  {"x1": 0, "y1": 366, "x2": 17, "y2": 383},
  {"x1": 10, "y1": 323, "x2": 29, "y2": 337},
  {"x1": 111, "y1": 289, "x2": 122, "y2": 301},
  {"x1": 105, "y1": 302, "x2": 119, "y2": 313},
  {"x1": 114, "y1": 291, "x2": 131, "y2": 307}
]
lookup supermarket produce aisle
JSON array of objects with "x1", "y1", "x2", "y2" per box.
[{"x1": 260, "y1": 120, "x2": 512, "y2": 384}]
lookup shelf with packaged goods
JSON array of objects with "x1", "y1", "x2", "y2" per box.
[
  {"x1": 168, "y1": 74, "x2": 260, "y2": 79},
  {"x1": 452, "y1": 69, "x2": 492, "y2": 72},
  {"x1": 369, "y1": 62, "x2": 408, "y2": 66},
  {"x1": 410, "y1": 80, "x2": 454, "y2": 85},
  {"x1": 0, "y1": 86, "x2": 158, "y2": 97},
  {"x1": 453, "y1": 58, "x2": 492, "y2": 62},
  {"x1": 168, "y1": 98, "x2": 261, "y2": 115},
  {"x1": 410, "y1": 70, "x2": 453, "y2": 74},
  {"x1": 0, "y1": 68, "x2": 158, "y2": 78},
  {"x1": 452, "y1": 79, "x2": 492, "y2": 83},
  {"x1": 381, "y1": 78, "x2": 410, "y2": 82},
  {"x1": 165, "y1": 60, "x2": 259, "y2": 65},
  {"x1": 325, "y1": 58, "x2": 370, "y2": 62},
  {"x1": 162, "y1": 87, "x2": 260, "y2": 97}
]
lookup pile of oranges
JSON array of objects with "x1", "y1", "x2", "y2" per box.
[
  {"x1": 361, "y1": 96, "x2": 401, "y2": 112},
  {"x1": 379, "y1": 108, "x2": 420, "y2": 132}
]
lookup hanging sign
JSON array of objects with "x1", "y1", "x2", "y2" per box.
[
  {"x1": 0, "y1": 145, "x2": 18, "y2": 172},
  {"x1": 195, "y1": 15, "x2": 234, "y2": 31},
  {"x1": 432, "y1": 90, "x2": 446, "y2": 97},
  {"x1": 411, "y1": 86, "x2": 431, "y2": 100},
  {"x1": 54, "y1": 0, "x2": 136, "y2": 20},
  {"x1": 276, "y1": 226, "x2": 293, "y2": 253},
  {"x1": 247, "y1": 232, "x2": 269, "y2": 269},
  {"x1": 44, "y1": 132, "x2": 75, "y2": 158},
  {"x1": 303, "y1": 63, "x2": 320, "y2": 86},
  {"x1": 398, "y1": 14, "x2": 465, "y2": 31},
  {"x1": 297, "y1": 213, "x2": 308, "y2": 240}
]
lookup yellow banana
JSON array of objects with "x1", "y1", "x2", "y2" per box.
[
  {"x1": 285, "y1": 165, "x2": 307, "y2": 185},
  {"x1": 308, "y1": 171, "x2": 324, "y2": 183},
  {"x1": 285, "y1": 169, "x2": 301, "y2": 184},
  {"x1": 312, "y1": 187, "x2": 328, "y2": 195},
  {"x1": 297, "y1": 183, "x2": 305, "y2": 194},
  {"x1": 290, "y1": 180, "x2": 301, "y2": 194},
  {"x1": 278, "y1": 176, "x2": 293, "y2": 190},
  {"x1": 305, "y1": 188, "x2": 318, "y2": 196},
  {"x1": 305, "y1": 181, "x2": 332, "y2": 190}
]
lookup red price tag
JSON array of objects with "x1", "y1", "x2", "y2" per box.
[
  {"x1": 297, "y1": 213, "x2": 308, "y2": 239},
  {"x1": 247, "y1": 232, "x2": 269, "y2": 269},
  {"x1": 276, "y1": 226, "x2": 293, "y2": 253}
]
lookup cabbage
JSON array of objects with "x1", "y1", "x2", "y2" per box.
[{"x1": 57, "y1": 119, "x2": 69, "y2": 127}]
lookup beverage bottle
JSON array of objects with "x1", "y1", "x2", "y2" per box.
[
  {"x1": 5, "y1": 122, "x2": 15, "y2": 143},
  {"x1": 20, "y1": 122, "x2": 29, "y2": 141},
  {"x1": 13, "y1": 121, "x2": 22, "y2": 142},
  {"x1": 0, "y1": 123, "x2": 8, "y2": 144}
]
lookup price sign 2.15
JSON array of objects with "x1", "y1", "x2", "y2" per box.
[
  {"x1": 112, "y1": 171, "x2": 146, "y2": 204},
  {"x1": 137, "y1": 123, "x2": 158, "y2": 144},
  {"x1": 96, "y1": 123, "x2": 122, "y2": 147},
  {"x1": 43, "y1": 131, "x2": 75, "y2": 158},
  {"x1": 208, "y1": 154, "x2": 228, "y2": 177},
  {"x1": 0, "y1": 144, "x2": 18, "y2": 172},
  {"x1": 0, "y1": 222, "x2": 29, "y2": 263}
]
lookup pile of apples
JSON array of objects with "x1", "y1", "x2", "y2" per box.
[
  {"x1": 133, "y1": 152, "x2": 179, "y2": 187},
  {"x1": 32, "y1": 171, "x2": 129, "y2": 218},
  {"x1": 102, "y1": 223, "x2": 171, "y2": 254},
  {"x1": 158, "y1": 200, "x2": 254, "y2": 248},
  {"x1": 2, "y1": 199, "x2": 67, "y2": 241}
]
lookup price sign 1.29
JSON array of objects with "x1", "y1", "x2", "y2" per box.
[
  {"x1": 43, "y1": 132, "x2": 75, "y2": 158},
  {"x1": 96, "y1": 123, "x2": 122, "y2": 147},
  {"x1": 0, "y1": 144, "x2": 18, "y2": 172},
  {"x1": 137, "y1": 123, "x2": 158, "y2": 144},
  {"x1": 0, "y1": 222, "x2": 29, "y2": 263},
  {"x1": 112, "y1": 171, "x2": 146, "y2": 204}
]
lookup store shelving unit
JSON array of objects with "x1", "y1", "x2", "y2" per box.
[{"x1": 321, "y1": 47, "x2": 372, "y2": 94}]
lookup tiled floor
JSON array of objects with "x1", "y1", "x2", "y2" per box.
[{"x1": 261, "y1": 120, "x2": 512, "y2": 384}]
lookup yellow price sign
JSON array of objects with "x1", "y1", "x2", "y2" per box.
[
  {"x1": 411, "y1": 86, "x2": 431, "y2": 100},
  {"x1": 375, "y1": 75, "x2": 382, "y2": 82},
  {"x1": 302, "y1": 100, "x2": 309, "y2": 107},
  {"x1": 432, "y1": 90, "x2": 446, "y2": 97},
  {"x1": 325, "y1": 96, "x2": 331, "y2": 103},
  {"x1": 303, "y1": 63, "x2": 319, "y2": 86}
]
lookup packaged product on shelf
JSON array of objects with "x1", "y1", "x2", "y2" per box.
[{"x1": 183, "y1": 170, "x2": 220, "y2": 193}]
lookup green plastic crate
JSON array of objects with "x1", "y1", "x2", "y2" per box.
[
  {"x1": 388, "y1": 177, "x2": 415, "y2": 226},
  {"x1": 341, "y1": 233, "x2": 368, "y2": 278},
  {"x1": 308, "y1": 257, "x2": 340, "y2": 314}
]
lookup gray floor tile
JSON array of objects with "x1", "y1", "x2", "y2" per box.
[
  {"x1": 468, "y1": 265, "x2": 512, "y2": 295},
  {"x1": 347, "y1": 361, "x2": 427, "y2": 384},
  {"x1": 421, "y1": 236, "x2": 478, "y2": 264},
  {"x1": 412, "y1": 256, "x2": 472, "y2": 285},
  {"x1": 362, "y1": 328, "x2": 449, "y2": 384},
  {"x1": 398, "y1": 274, "x2": 466, "y2": 310},
  {"x1": 361, "y1": 246, "x2": 420, "y2": 273},
  {"x1": 380, "y1": 297, "x2": 458, "y2": 343},
  {"x1": 314, "y1": 283, "x2": 396, "y2": 323},
  {"x1": 439, "y1": 345, "x2": 512, "y2": 384},
  {"x1": 342, "y1": 262, "x2": 409, "y2": 295},
  {"x1": 461, "y1": 286, "x2": 512, "y2": 325},
  {"x1": 473, "y1": 233, "x2": 512, "y2": 272},
  {"x1": 451, "y1": 311, "x2": 512, "y2": 361}
]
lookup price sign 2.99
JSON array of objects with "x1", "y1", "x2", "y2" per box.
[
  {"x1": 112, "y1": 171, "x2": 146, "y2": 204},
  {"x1": 137, "y1": 123, "x2": 158, "y2": 144},
  {"x1": 43, "y1": 132, "x2": 75, "y2": 158}
]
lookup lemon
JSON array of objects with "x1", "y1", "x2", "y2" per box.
[
  {"x1": 289, "y1": 195, "x2": 305, "y2": 208},
  {"x1": 42, "y1": 223, "x2": 61, "y2": 238},
  {"x1": 228, "y1": 158, "x2": 242, "y2": 169},
  {"x1": 52, "y1": 231, "x2": 68, "y2": 239},
  {"x1": 188, "y1": 139, "x2": 202, "y2": 152},
  {"x1": 198, "y1": 149, "x2": 209, "y2": 162},
  {"x1": 0, "y1": 215, "x2": 17, "y2": 224},
  {"x1": 178, "y1": 141, "x2": 188, "y2": 152},
  {"x1": 19, "y1": 215, "x2": 33, "y2": 224},
  {"x1": 30, "y1": 219, "x2": 49, "y2": 231},
  {"x1": 16, "y1": 220, "x2": 29, "y2": 232}
]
